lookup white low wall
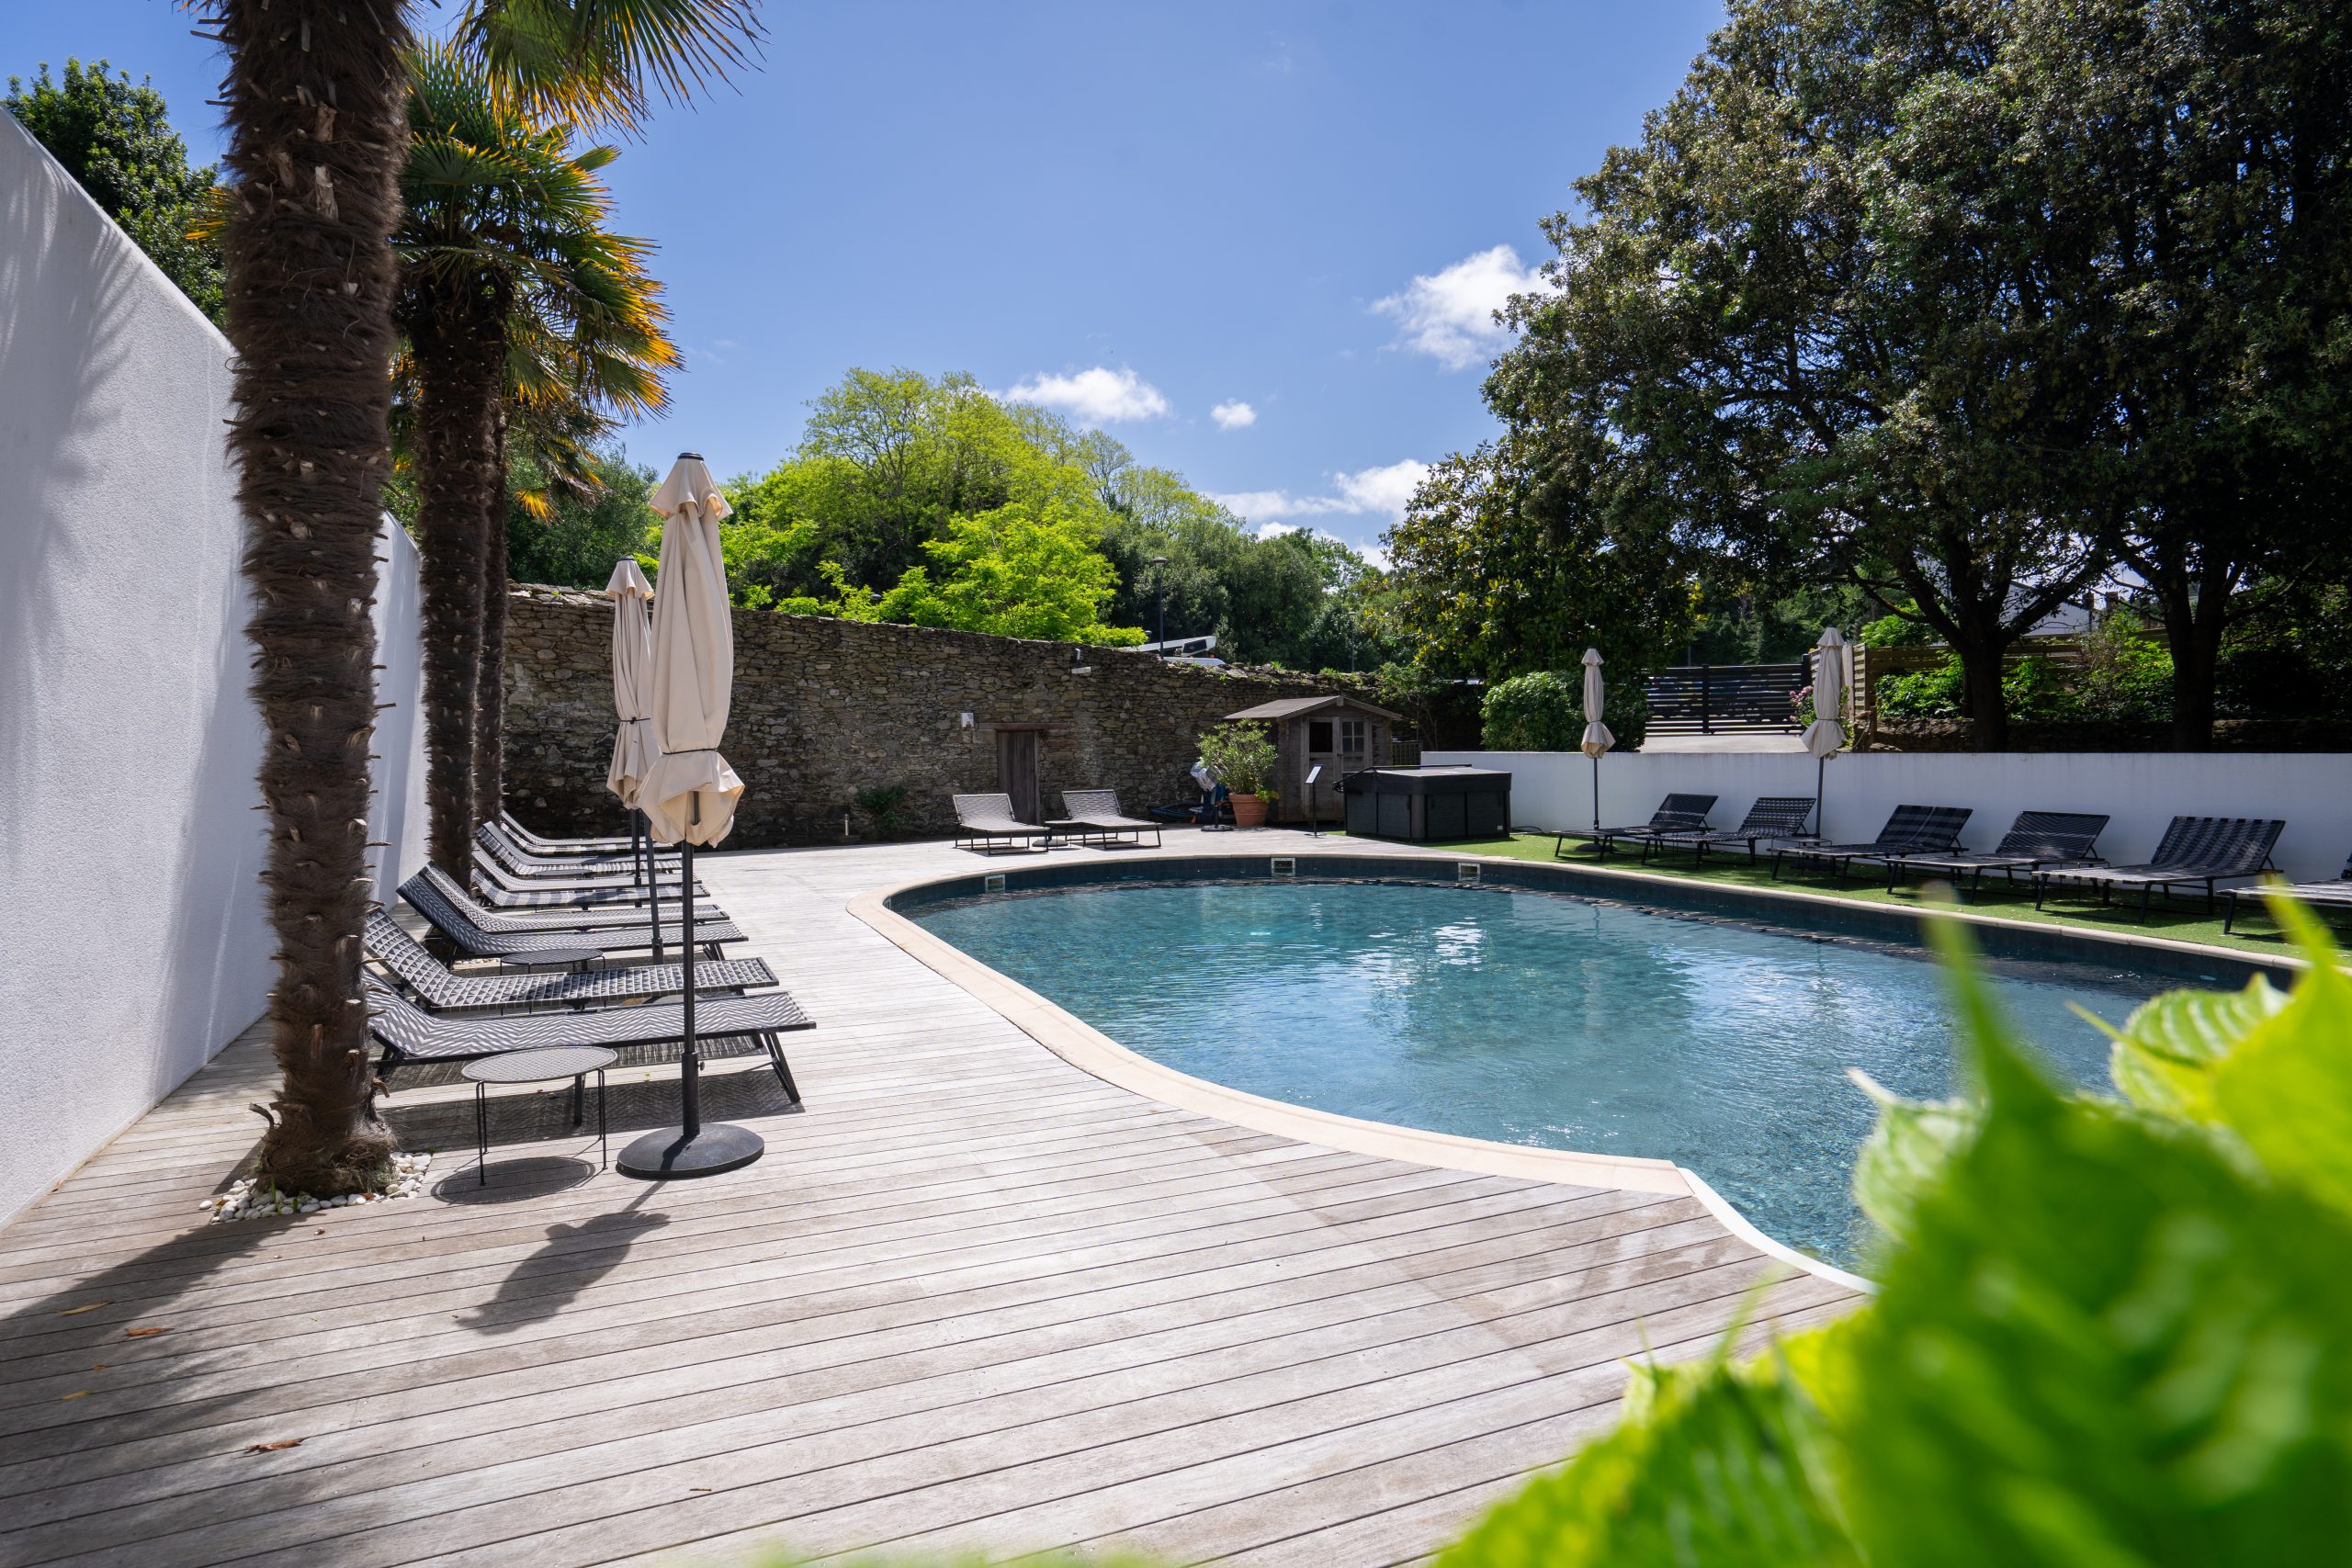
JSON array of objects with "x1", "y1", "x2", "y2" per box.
[
  {"x1": 1429, "y1": 747, "x2": 2352, "y2": 885},
  {"x1": 0, "y1": 118, "x2": 428, "y2": 1225}
]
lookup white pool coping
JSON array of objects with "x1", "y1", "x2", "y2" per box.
[{"x1": 849, "y1": 861, "x2": 1878, "y2": 1296}]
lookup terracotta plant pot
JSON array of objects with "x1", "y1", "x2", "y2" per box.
[{"x1": 1229, "y1": 793, "x2": 1269, "y2": 829}]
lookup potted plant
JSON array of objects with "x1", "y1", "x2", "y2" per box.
[{"x1": 1198, "y1": 723, "x2": 1279, "y2": 828}]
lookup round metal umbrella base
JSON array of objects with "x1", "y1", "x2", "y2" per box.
[{"x1": 616, "y1": 1122, "x2": 764, "y2": 1179}]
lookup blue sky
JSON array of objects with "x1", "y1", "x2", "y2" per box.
[{"x1": 5, "y1": 1, "x2": 1725, "y2": 560}]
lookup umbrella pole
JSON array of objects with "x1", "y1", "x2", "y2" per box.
[
  {"x1": 1816, "y1": 756, "x2": 1826, "y2": 837},
  {"x1": 643, "y1": 810, "x2": 663, "y2": 964},
  {"x1": 680, "y1": 831, "x2": 701, "y2": 1140},
  {"x1": 1591, "y1": 754, "x2": 1600, "y2": 837},
  {"x1": 617, "y1": 792, "x2": 763, "y2": 1180}
]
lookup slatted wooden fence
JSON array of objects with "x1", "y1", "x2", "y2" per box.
[{"x1": 1643, "y1": 663, "x2": 1808, "y2": 734}]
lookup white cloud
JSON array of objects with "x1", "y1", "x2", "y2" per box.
[
  {"x1": 1211, "y1": 458, "x2": 1431, "y2": 528},
  {"x1": 1372, "y1": 243, "x2": 1548, "y2": 370},
  {"x1": 1329, "y1": 458, "x2": 1430, "y2": 519},
  {"x1": 998, "y1": 366, "x2": 1171, "y2": 424},
  {"x1": 1210, "y1": 400, "x2": 1258, "y2": 431}
]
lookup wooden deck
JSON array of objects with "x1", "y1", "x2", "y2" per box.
[{"x1": 0, "y1": 834, "x2": 1859, "y2": 1567}]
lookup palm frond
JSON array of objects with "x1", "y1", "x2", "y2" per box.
[{"x1": 457, "y1": 0, "x2": 764, "y2": 135}]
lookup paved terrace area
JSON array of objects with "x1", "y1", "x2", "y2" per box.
[{"x1": 0, "y1": 832, "x2": 1858, "y2": 1568}]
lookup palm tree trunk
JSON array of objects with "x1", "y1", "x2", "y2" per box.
[
  {"x1": 407, "y1": 286, "x2": 506, "y2": 876},
  {"x1": 217, "y1": 0, "x2": 410, "y2": 1194},
  {"x1": 474, "y1": 431, "x2": 510, "y2": 829}
]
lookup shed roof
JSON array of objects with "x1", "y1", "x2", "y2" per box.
[{"x1": 1224, "y1": 694, "x2": 1403, "y2": 723}]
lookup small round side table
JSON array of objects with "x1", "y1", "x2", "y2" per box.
[{"x1": 461, "y1": 1045, "x2": 617, "y2": 1186}]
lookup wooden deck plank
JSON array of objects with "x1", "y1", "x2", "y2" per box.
[{"x1": 0, "y1": 833, "x2": 1863, "y2": 1566}]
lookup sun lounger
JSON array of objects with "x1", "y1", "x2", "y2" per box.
[
  {"x1": 2036, "y1": 816, "x2": 2285, "y2": 922},
  {"x1": 953, "y1": 793, "x2": 1050, "y2": 854},
  {"x1": 366, "y1": 911, "x2": 776, "y2": 1010},
  {"x1": 499, "y1": 810, "x2": 641, "y2": 854},
  {"x1": 401, "y1": 867, "x2": 743, "y2": 961},
  {"x1": 1058, "y1": 789, "x2": 1162, "y2": 849},
  {"x1": 469, "y1": 855, "x2": 699, "y2": 910},
  {"x1": 1553, "y1": 794, "x2": 1718, "y2": 860},
  {"x1": 1639, "y1": 796, "x2": 1817, "y2": 864},
  {"x1": 411, "y1": 864, "x2": 724, "y2": 933},
  {"x1": 366, "y1": 978, "x2": 807, "y2": 1100},
  {"x1": 1883, "y1": 811, "x2": 2109, "y2": 893},
  {"x1": 472, "y1": 829, "x2": 702, "y2": 908},
  {"x1": 2223, "y1": 854, "x2": 2352, "y2": 934},
  {"x1": 478, "y1": 820, "x2": 678, "y2": 880},
  {"x1": 1770, "y1": 805, "x2": 1972, "y2": 881}
]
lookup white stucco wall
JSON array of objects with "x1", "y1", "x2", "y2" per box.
[
  {"x1": 1430, "y1": 747, "x2": 2352, "y2": 884},
  {"x1": 0, "y1": 117, "x2": 428, "y2": 1224}
]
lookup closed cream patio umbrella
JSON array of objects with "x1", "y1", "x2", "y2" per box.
[
  {"x1": 617, "y1": 453, "x2": 759, "y2": 1180},
  {"x1": 603, "y1": 558, "x2": 661, "y2": 896},
  {"x1": 604, "y1": 556, "x2": 658, "y2": 808},
  {"x1": 1579, "y1": 648, "x2": 1615, "y2": 838},
  {"x1": 1804, "y1": 626, "x2": 1851, "y2": 840}
]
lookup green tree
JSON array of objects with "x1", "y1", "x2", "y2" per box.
[
  {"x1": 1494, "y1": 0, "x2": 2114, "y2": 750},
  {"x1": 6, "y1": 59, "x2": 225, "y2": 322},
  {"x1": 504, "y1": 442, "x2": 656, "y2": 589},
  {"x1": 1385, "y1": 435, "x2": 1695, "y2": 690},
  {"x1": 867, "y1": 502, "x2": 1146, "y2": 645},
  {"x1": 204, "y1": 0, "x2": 758, "y2": 1195},
  {"x1": 1090, "y1": 443, "x2": 1396, "y2": 667},
  {"x1": 1882, "y1": 0, "x2": 2352, "y2": 748},
  {"x1": 719, "y1": 368, "x2": 1371, "y2": 664}
]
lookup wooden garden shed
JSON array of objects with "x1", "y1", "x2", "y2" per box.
[{"x1": 1222, "y1": 694, "x2": 1403, "y2": 824}]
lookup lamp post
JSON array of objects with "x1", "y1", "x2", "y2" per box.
[{"x1": 1149, "y1": 556, "x2": 1170, "y2": 656}]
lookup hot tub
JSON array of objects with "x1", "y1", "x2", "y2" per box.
[{"x1": 1340, "y1": 765, "x2": 1512, "y2": 841}]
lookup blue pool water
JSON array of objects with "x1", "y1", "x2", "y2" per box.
[{"x1": 913, "y1": 880, "x2": 2160, "y2": 1269}]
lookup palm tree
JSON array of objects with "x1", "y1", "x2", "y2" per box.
[
  {"x1": 397, "y1": 39, "x2": 674, "y2": 874},
  {"x1": 478, "y1": 333, "x2": 671, "y2": 827},
  {"x1": 210, "y1": 0, "x2": 754, "y2": 1194}
]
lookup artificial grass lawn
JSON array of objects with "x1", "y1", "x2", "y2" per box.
[{"x1": 1347, "y1": 830, "x2": 2315, "y2": 960}]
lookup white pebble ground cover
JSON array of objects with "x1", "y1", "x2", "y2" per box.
[{"x1": 204, "y1": 1150, "x2": 434, "y2": 1223}]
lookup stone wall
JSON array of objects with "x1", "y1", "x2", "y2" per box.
[{"x1": 502, "y1": 586, "x2": 1370, "y2": 845}]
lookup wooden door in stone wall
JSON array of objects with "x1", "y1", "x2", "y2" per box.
[{"x1": 995, "y1": 729, "x2": 1042, "y2": 822}]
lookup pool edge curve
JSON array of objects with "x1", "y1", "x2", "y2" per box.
[{"x1": 849, "y1": 860, "x2": 1879, "y2": 1296}]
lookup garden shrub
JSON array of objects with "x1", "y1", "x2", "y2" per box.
[
  {"x1": 1481, "y1": 671, "x2": 1649, "y2": 750},
  {"x1": 1874, "y1": 615, "x2": 2177, "y2": 728},
  {"x1": 852, "y1": 784, "x2": 910, "y2": 840}
]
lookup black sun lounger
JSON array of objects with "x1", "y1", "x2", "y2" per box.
[
  {"x1": 953, "y1": 793, "x2": 1050, "y2": 854},
  {"x1": 470, "y1": 836, "x2": 703, "y2": 911},
  {"x1": 2036, "y1": 816, "x2": 2285, "y2": 923},
  {"x1": 2223, "y1": 854, "x2": 2352, "y2": 935},
  {"x1": 499, "y1": 811, "x2": 641, "y2": 854},
  {"x1": 366, "y1": 979, "x2": 808, "y2": 1102},
  {"x1": 1554, "y1": 794, "x2": 1718, "y2": 860},
  {"x1": 402, "y1": 867, "x2": 743, "y2": 962},
  {"x1": 478, "y1": 820, "x2": 679, "y2": 880},
  {"x1": 1639, "y1": 796, "x2": 1817, "y2": 864},
  {"x1": 413, "y1": 863, "x2": 724, "y2": 932},
  {"x1": 1883, "y1": 811, "x2": 2109, "y2": 894},
  {"x1": 1771, "y1": 805, "x2": 1972, "y2": 881},
  {"x1": 1058, "y1": 789, "x2": 1163, "y2": 849},
  {"x1": 469, "y1": 857, "x2": 697, "y2": 911},
  {"x1": 366, "y1": 911, "x2": 775, "y2": 1012}
]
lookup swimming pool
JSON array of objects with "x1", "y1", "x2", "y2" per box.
[{"x1": 910, "y1": 878, "x2": 2162, "y2": 1269}]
